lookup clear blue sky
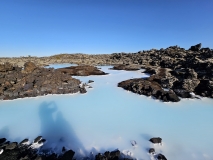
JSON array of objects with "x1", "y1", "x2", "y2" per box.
[{"x1": 0, "y1": 0, "x2": 213, "y2": 57}]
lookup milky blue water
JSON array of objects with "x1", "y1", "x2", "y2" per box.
[{"x1": 0, "y1": 65, "x2": 213, "y2": 160}]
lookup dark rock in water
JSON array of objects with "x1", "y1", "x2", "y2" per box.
[
  {"x1": 19, "y1": 139, "x2": 29, "y2": 145},
  {"x1": 149, "y1": 148, "x2": 155, "y2": 154},
  {"x1": 165, "y1": 91, "x2": 180, "y2": 102},
  {"x1": 149, "y1": 137, "x2": 162, "y2": 144},
  {"x1": 189, "y1": 43, "x2": 201, "y2": 51},
  {"x1": 80, "y1": 87, "x2": 87, "y2": 94},
  {"x1": 5, "y1": 142, "x2": 17, "y2": 150},
  {"x1": 130, "y1": 140, "x2": 137, "y2": 146},
  {"x1": 0, "y1": 138, "x2": 6, "y2": 145},
  {"x1": 88, "y1": 80, "x2": 94, "y2": 83},
  {"x1": 34, "y1": 136, "x2": 42, "y2": 143},
  {"x1": 38, "y1": 139, "x2": 46, "y2": 144},
  {"x1": 57, "y1": 65, "x2": 107, "y2": 76},
  {"x1": 174, "y1": 89, "x2": 191, "y2": 98},
  {"x1": 157, "y1": 153, "x2": 167, "y2": 160},
  {"x1": 118, "y1": 78, "x2": 180, "y2": 102},
  {"x1": 61, "y1": 150, "x2": 75, "y2": 160}
]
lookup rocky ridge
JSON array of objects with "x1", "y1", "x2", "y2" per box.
[{"x1": 0, "y1": 43, "x2": 212, "y2": 101}]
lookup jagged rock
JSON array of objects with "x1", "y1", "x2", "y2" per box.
[
  {"x1": 80, "y1": 87, "x2": 87, "y2": 94},
  {"x1": 189, "y1": 43, "x2": 201, "y2": 51},
  {"x1": 149, "y1": 137, "x2": 162, "y2": 144},
  {"x1": 0, "y1": 138, "x2": 6, "y2": 145},
  {"x1": 19, "y1": 139, "x2": 29, "y2": 145},
  {"x1": 61, "y1": 150, "x2": 75, "y2": 160},
  {"x1": 34, "y1": 136, "x2": 42, "y2": 143}
]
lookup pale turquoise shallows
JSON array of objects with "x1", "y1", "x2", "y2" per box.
[{"x1": 0, "y1": 65, "x2": 213, "y2": 160}]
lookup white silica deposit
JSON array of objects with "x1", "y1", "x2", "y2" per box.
[{"x1": 0, "y1": 65, "x2": 213, "y2": 160}]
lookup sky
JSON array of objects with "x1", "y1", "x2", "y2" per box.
[{"x1": 0, "y1": 0, "x2": 213, "y2": 57}]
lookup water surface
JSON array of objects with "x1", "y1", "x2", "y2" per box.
[{"x1": 0, "y1": 65, "x2": 213, "y2": 160}]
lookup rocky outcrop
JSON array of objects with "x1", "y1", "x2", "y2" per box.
[
  {"x1": 0, "y1": 62, "x2": 84, "y2": 100},
  {"x1": 56, "y1": 65, "x2": 107, "y2": 76},
  {"x1": 115, "y1": 44, "x2": 213, "y2": 101},
  {"x1": 118, "y1": 78, "x2": 180, "y2": 102}
]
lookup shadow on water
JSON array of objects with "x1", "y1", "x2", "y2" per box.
[{"x1": 38, "y1": 101, "x2": 87, "y2": 157}]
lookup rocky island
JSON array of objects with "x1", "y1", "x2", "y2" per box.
[{"x1": 0, "y1": 62, "x2": 107, "y2": 100}]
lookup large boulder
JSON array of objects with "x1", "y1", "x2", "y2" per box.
[{"x1": 24, "y1": 62, "x2": 37, "y2": 72}]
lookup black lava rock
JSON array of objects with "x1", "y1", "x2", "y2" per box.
[{"x1": 149, "y1": 137, "x2": 162, "y2": 144}]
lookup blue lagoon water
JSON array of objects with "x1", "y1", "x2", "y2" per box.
[{"x1": 0, "y1": 65, "x2": 213, "y2": 160}]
